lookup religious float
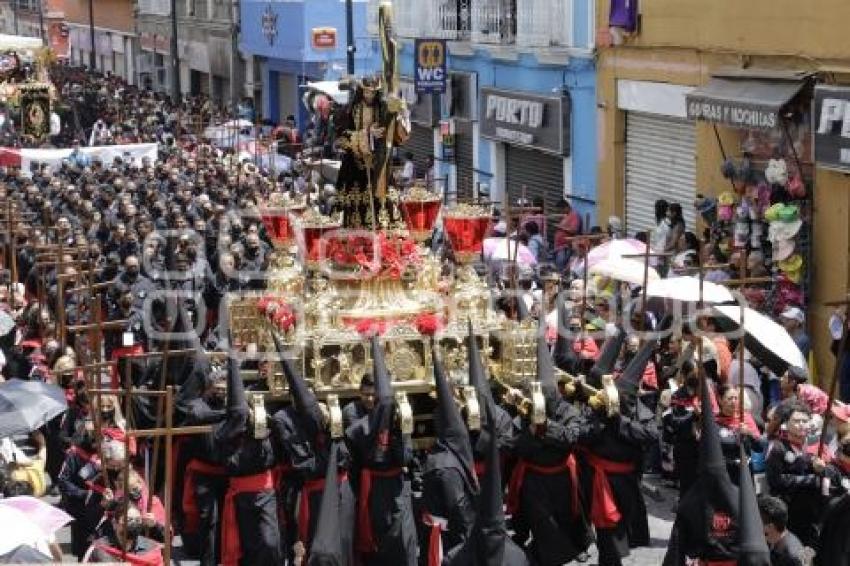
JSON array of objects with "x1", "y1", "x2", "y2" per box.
[
  {"x1": 229, "y1": 3, "x2": 616, "y2": 448},
  {"x1": 0, "y1": 35, "x2": 58, "y2": 143}
]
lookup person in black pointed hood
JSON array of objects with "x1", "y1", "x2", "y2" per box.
[
  {"x1": 345, "y1": 335, "x2": 417, "y2": 565},
  {"x1": 503, "y1": 316, "x2": 592, "y2": 566},
  {"x1": 268, "y1": 331, "x2": 355, "y2": 564},
  {"x1": 214, "y1": 340, "x2": 283, "y2": 566},
  {"x1": 663, "y1": 377, "x2": 741, "y2": 566},
  {"x1": 306, "y1": 441, "x2": 344, "y2": 566},
  {"x1": 443, "y1": 381, "x2": 531, "y2": 566},
  {"x1": 466, "y1": 322, "x2": 514, "y2": 481},
  {"x1": 420, "y1": 345, "x2": 479, "y2": 565},
  {"x1": 577, "y1": 323, "x2": 666, "y2": 566},
  {"x1": 552, "y1": 296, "x2": 580, "y2": 375},
  {"x1": 174, "y1": 353, "x2": 228, "y2": 566},
  {"x1": 586, "y1": 325, "x2": 627, "y2": 389},
  {"x1": 738, "y1": 452, "x2": 771, "y2": 566}
]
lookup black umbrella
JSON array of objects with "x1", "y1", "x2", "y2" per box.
[
  {"x1": 0, "y1": 545, "x2": 52, "y2": 563},
  {"x1": 713, "y1": 306, "x2": 807, "y2": 377},
  {"x1": 0, "y1": 379, "x2": 67, "y2": 438}
]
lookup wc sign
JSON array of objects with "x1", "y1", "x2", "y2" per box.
[
  {"x1": 814, "y1": 85, "x2": 850, "y2": 172},
  {"x1": 414, "y1": 39, "x2": 447, "y2": 94}
]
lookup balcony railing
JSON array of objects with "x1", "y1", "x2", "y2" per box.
[
  {"x1": 516, "y1": 0, "x2": 573, "y2": 47},
  {"x1": 373, "y1": 0, "x2": 580, "y2": 47},
  {"x1": 471, "y1": 0, "x2": 515, "y2": 45},
  {"x1": 369, "y1": 0, "x2": 471, "y2": 40},
  {"x1": 190, "y1": 0, "x2": 209, "y2": 21},
  {"x1": 138, "y1": 0, "x2": 171, "y2": 17}
]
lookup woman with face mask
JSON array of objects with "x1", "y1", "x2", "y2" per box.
[
  {"x1": 765, "y1": 400, "x2": 831, "y2": 548},
  {"x1": 714, "y1": 384, "x2": 765, "y2": 484}
]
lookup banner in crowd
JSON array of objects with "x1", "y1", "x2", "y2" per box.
[
  {"x1": 20, "y1": 86, "x2": 51, "y2": 140},
  {"x1": 0, "y1": 142, "x2": 159, "y2": 174}
]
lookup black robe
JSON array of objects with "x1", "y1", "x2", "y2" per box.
[
  {"x1": 817, "y1": 492, "x2": 850, "y2": 566},
  {"x1": 271, "y1": 405, "x2": 355, "y2": 564},
  {"x1": 578, "y1": 397, "x2": 658, "y2": 566},
  {"x1": 667, "y1": 387, "x2": 699, "y2": 494},
  {"x1": 509, "y1": 399, "x2": 592, "y2": 566},
  {"x1": 57, "y1": 444, "x2": 105, "y2": 560},
  {"x1": 345, "y1": 413, "x2": 418, "y2": 566},
  {"x1": 179, "y1": 397, "x2": 227, "y2": 566},
  {"x1": 765, "y1": 438, "x2": 827, "y2": 549},
  {"x1": 662, "y1": 478, "x2": 739, "y2": 565},
  {"x1": 420, "y1": 448, "x2": 477, "y2": 557},
  {"x1": 214, "y1": 363, "x2": 282, "y2": 566}
]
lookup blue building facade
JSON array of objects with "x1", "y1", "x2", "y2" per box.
[
  {"x1": 388, "y1": 0, "x2": 598, "y2": 224},
  {"x1": 239, "y1": 0, "x2": 379, "y2": 127}
]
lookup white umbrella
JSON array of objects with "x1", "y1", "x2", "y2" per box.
[
  {"x1": 587, "y1": 238, "x2": 646, "y2": 267},
  {"x1": 0, "y1": 34, "x2": 43, "y2": 51},
  {"x1": 713, "y1": 305, "x2": 807, "y2": 376},
  {"x1": 646, "y1": 276, "x2": 734, "y2": 304},
  {"x1": 483, "y1": 237, "x2": 537, "y2": 266},
  {"x1": 589, "y1": 257, "x2": 659, "y2": 286},
  {"x1": 0, "y1": 505, "x2": 60, "y2": 557}
]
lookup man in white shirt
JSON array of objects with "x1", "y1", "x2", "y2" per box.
[{"x1": 400, "y1": 151, "x2": 415, "y2": 186}]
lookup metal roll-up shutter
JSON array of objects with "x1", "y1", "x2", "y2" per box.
[
  {"x1": 505, "y1": 145, "x2": 564, "y2": 232},
  {"x1": 405, "y1": 124, "x2": 434, "y2": 176},
  {"x1": 455, "y1": 120, "x2": 474, "y2": 201},
  {"x1": 625, "y1": 112, "x2": 697, "y2": 236}
]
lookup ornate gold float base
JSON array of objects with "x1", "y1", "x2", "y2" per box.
[{"x1": 337, "y1": 276, "x2": 435, "y2": 322}]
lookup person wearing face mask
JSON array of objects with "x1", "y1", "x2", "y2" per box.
[
  {"x1": 177, "y1": 367, "x2": 229, "y2": 565},
  {"x1": 58, "y1": 419, "x2": 106, "y2": 560},
  {"x1": 239, "y1": 231, "x2": 267, "y2": 288},
  {"x1": 109, "y1": 255, "x2": 156, "y2": 312},
  {"x1": 105, "y1": 289, "x2": 147, "y2": 388},
  {"x1": 667, "y1": 361, "x2": 702, "y2": 495},
  {"x1": 83, "y1": 500, "x2": 164, "y2": 564},
  {"x1": 766, "y1": 401, "x2": 830, "y2": 548}
]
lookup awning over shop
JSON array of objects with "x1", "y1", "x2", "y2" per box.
[{"x1": 686, "y1": 70, "x2": 809, "y2": 130}]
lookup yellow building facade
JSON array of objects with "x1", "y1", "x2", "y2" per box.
[{"x1": 595, "y1": 0, "x2": 850, "y2": 381}]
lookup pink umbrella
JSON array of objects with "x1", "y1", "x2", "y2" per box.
[
  {"x1": 587, "y1": 238, "x2": 646, "y2": 268},
  {"x1": 0, "y1": 496, "x2": 73, "y2": 536},
  {"x1": 482, "y1": 237, "x2": 537, "y2": 266}
]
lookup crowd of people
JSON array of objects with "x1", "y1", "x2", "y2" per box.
[{"x1": 0, "y1": 63, "x2": 848, "y2": 566}]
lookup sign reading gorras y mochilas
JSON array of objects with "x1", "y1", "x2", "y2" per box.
[{"x1": 813, "y1": 85, "x2": 850, "y2": 173}]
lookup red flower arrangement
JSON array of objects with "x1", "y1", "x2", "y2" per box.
[
  {"x1": 257, "y1": 295, "x2": 297, "y2": 333},
  {"x1": 414, "y1": 312, "x2": 444, "y2": 337},
  {"x1": 352, "y1": 318, "x2": 394, "y2": 337},
  {"x1": 325, "y1": 232, "x2": 420, "y2": 280}
]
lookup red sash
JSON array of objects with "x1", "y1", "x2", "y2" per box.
[
  {"x1": 355, "y1": 467, "x2": 403, "y2": 555},
  {"x1": 93, "y1": 542, "x2": 163, "y2": 566},
  {"x1": 581, "y1": 450, "x2": 635, "y2": 529},
  {"x1": 297, "y1": 471, "x2": 349, "y2": 546},
  {"x1": 221, "y1": 470, "x2": 275, "y2": 566},
  {"x1": 110, "y1": 344, "x2": 145, "y2": 388},
  {"x1": 506, "y1": 455, "x2": 580, "y2": 518},
  {"x1": 182, "y1": 458, "x2": 227, "y2": 533},
  {"x1": 474, "y1": 461, "x2": 486, "y2": 478},
  {"x1": 421, "y1": 512, "x2": 447, "y2": 566}
]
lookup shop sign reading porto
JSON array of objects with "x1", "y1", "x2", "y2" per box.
[
  {"x1": 814, "y1": 85, "x2": 850, "y2": 173},
  {"x1": 479, "y1": 87, "x2": 570, "y2": 155},
  {"x1": 414, "y1": 39, "x2": 447, "y2": 94}
]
